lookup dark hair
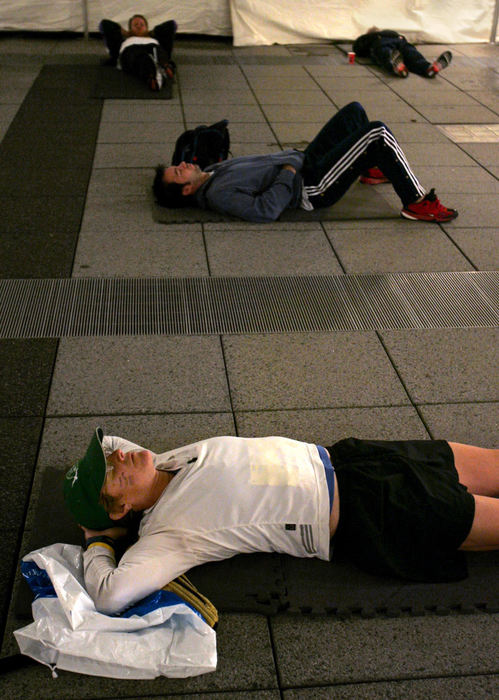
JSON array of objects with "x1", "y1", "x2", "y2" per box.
[
  {"x1": 153, "y1": 164, "x2": 194, "y2": 209},
  {"x1": 128, "y1": 14, "x2": 148, "y2": 31}
]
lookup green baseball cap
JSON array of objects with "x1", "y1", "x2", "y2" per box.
[{"x1": 64, "y1": 427, "x2": 114, "y2": 529}]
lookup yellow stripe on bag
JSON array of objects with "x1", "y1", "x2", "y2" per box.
[{"x1": 163, "y1": 574, "x2": 218, "y2": 628}]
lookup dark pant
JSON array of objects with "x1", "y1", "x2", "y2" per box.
[
  {"x1": 99, "y1": 19, "x2": 177, "y2": 62},
  {"x1": 302, "y1": 102, "x2": 425, "y2": 208},
  {"x1": 373, "y1": 37, "x2": 431, "y2": 77}
]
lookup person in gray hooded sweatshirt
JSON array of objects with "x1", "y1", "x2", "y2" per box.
[{"x1": 153, "y1": 101, "x2": 457, "y2": 224}]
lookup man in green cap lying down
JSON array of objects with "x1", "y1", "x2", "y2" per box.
[{"x1": 65, "y1": 429, "x2": 498, "y2": 615}]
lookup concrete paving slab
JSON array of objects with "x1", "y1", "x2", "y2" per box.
[
  {"x1": 93, "y1": 142, "x2": 176, "y2": 168},
  {"x1": 271, "y1": 613, "x2": 499, "y2": 687},
  {"x1": 415, "y1": 104, "x2": 499, "y2": 123},
  {"x1": 182, "y1": 89, "x2": 257, "y2": 105},
  {"x1": 183, "y1": 104, "x2": 265, "y2": 123},
  {"x1": 4, "y1": 614, "x2": 278, "y2": 696},
  {"x1": 319, "y1": 92, "x2": 424, "y2": 121},
  {"x1": 79, "y1": 195, "x2": 166, "y2": 232},
  {"x1": 100, "y1": 102, "x2": 182, "y2": 122},
  {"x1": 283, "y1": 675, "x2": 499, "y2": 699},
  {"x1": 47, "y1": 337, "x2": 231, "y2": 415},
  {"x1": 222, "y1": 332, "x2": 410, "y2": 411},
  {"x1": 98, "y1": 121, "x2": 184, "y2": 143},
  {"x1": 262, "y1": 105, "x2": 338, "y2": 123},
  {"x1": 235, "y1": 406, "x2": 428, "y2": 442},
  {"x1": 411, "y1": 166, "x2": 499, "y2": 194},
  {"x1": 205, "y1": 227, "x2": 342, "y2": 276},
  {"x1": 73, "y1": 226, "x2": 209, "y2": 277},
  {"x1": 241, "y1": 75, "x2": 319, "y2": 90},
  {"x1": 37, "y1": 414, "x2": 237, "y2": 470},
  {"x1": 419, "y1": 402, "x2": 499, "y2": 448},
  {"x1": 325, "y1": 226, "x2": 473, "y2": 273},
  {"x1": 208, "y1": 122, "x2": 277, "y2": 143},
  {"x1": 253, "y1": 89, "x2": 333, "y2": 105},
  {"x1": 86, "y1": 168, "x2": 152, "y2": 199},
  {"x1": 379, "y1": 328, "x2": 498, "y2": 404},
  {"x1": 468, "y1": 90, "x2": 499, "y2": 113},
  {"x1": 402, "y1": 90, "x2": 488, "y2": 107},
  {"x1": 444, "y1": 228, "x2": 499, "y2": 270},
  {"x1": 394, "y1": 142, "x2": 476, "y2": 166},
  {"x1": 457, "y1": 142, "x2": 499, "y2": 165}
]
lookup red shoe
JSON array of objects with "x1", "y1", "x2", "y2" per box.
[
  {"x1": 401, "y1": 189, "x2": 458, "y2": 222},
  {"x1": 390, "y1": 50, "x2": 408, "y2": 78},
  {"x1": 360, "y1": 167, "x2": 390, "y2": 185}
]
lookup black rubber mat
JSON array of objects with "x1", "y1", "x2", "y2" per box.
[
  {"x1": 92, "y1": 65, "x2": 173, "y2": 99},
  {"x1": 16, "y1": 469, "x2": 499, "y2": 620},
  {"x1": 152, "y1": 182, "x2": 396, "y2": 223}
]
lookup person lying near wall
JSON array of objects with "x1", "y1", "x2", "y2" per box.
[
  {"x1": 99, "y1": 13, "x2": 177, "y2": 91},
  {"x1": 353, "y1": 27, "x2": 452, "y2": 79},
  {"x1": 65, "y1": 427, "x2": 498, "y2": 615}
]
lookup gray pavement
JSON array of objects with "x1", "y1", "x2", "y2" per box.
[{"x1": 0, "y1": 33, "x2": 498, "y2": 697}]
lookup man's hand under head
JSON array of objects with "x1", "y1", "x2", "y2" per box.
[{"x1": 282, "y1": 164, "x2": 297, "y2": 174}]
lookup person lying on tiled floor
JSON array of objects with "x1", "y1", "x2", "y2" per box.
[
  {"x1": 65, "y1": 428, "x2": 497, "y2": 615},
  {"x1": 99, "y1": 13, "x2": 177, "y2": 91},
  {"x1": 353, "y1": 27, "x2": 452, "y2": 79},
  {"x1": 153, "y1": 102, "x2": 458, "y2": 223}
]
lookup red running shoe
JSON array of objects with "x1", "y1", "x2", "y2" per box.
[
  {"x1": 360, "y1": 167, "x2": 390, "y2": 185},
  {"x1": 390, "y1": 50, "x2": 408, "y2": 78},
  {"x1": 401, "y1": 189, "x2": 458, "y2": 222},
  {"x1": 427, "y1": 50, "x2": 452, "y2": 78}
]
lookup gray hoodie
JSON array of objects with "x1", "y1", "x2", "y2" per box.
[{"x1": 194, "y1": 149, "x2": 306, "y2": 223}]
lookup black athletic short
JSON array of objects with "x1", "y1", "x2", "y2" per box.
[{"x1": 327, "y1": 438, "x2": 476, "y2": 582}]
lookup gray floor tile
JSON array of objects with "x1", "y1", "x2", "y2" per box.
[
  {"x1": 418, "y1": 402, "x2": 499, "y2": 448},
  {"x1": 415, "y1": 104, "x2": 499, "y2": 123},
  {"x1": 407, "y1": 90, "x2": 491, "y2": 107},
  {"x1": 182, "y1": 89, "x2": 257, "y2": 105},
  {"x1": 242, "y1": 75, "x2": 319, "y2": 90},
  {"x1": 79, "y1": 196, "x2": 165, "y2": 233},
  {"x1": 445, "y1": 228, "x2": 499, "y2": 269},
  {"x1": 271, "y1": 613, "x2": 499, "y2": 687},
  {"x1": 436, "y1": 194, "x2": 499, "y2": 227},
  {"x1": 98, "y1": 122, "x2": 184, "y2": 143},
  {"x1": 37, "y1": 414, "x2": 237, "y2": 469},
  {"x1": 468, "y1": 90, "x2": 499, "y2": 113},
  {"x1": 458, "y1": 142, "x2": 499, "y2": 166},
  {"x1": 72, "y1": 226, "x2": 209, "y2": 277},
  {"x1": 223, "y1": 332, "x2": 410, "y2": 410},
  {"x1": 283, "y1": 675, "x2": 499, "y2": 699},
  {"x1": 253, "y1": 89, "x2": 333, "y2": 105},
  {"x1": 400, "y1": 142, "x2": 477, "y2": 166},
  {"x1": 4, "y1": 614, "x2": 278, "y2": 697},
  {"x1": 235, "y1": 406, "x2": 428, "y2": 442},
  {"x1": 183, "y1": 104, "x2": 265, "y2": 123},
  {"x1": 202, "y1": 122, "x2": 276, "y2": 143},
  {"x1": 326, "y1": 226, "x2": 473, "y2": 273},
  {"x1": 263, "y1": 105, "x2": 337, "y2": 123},
  {"x1": 86, "y1": 168, "x2": 151, "y2": 199},
  {"x1": 413, "y1": 166, "x2": 499, "y2": 194},
  {"x1": 47, "y1": 337, "x2": 230, "y2": 415},
  {"x1": 205, "y1": 227, "x2": 342, "y2": 276},
  {"x1": 100, "y1": 102, "x2": 182, "y2": 122},
  {"x1": 379, "y1": 328, "x2": 499, "y2": 403},
  {"x1": 93, "y1": 142, "x2": 176, "y2": 168}
]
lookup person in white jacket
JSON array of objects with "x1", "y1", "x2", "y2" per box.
[{"x1": 64, "y1": 428, "x2": 498, "y2": 615}]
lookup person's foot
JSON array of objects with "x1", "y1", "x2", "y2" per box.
[
  {"x1": 390, "y1": 50, "x2": 408, "y2": 78},
  {"x1": 401, "y1": 189, "x2": 458, "y2": 222},
  {"x1": 147, "y1": 52, "x2": 164, "y2": 91},
  {"x1": 360, "y1": 167, "x2": 390, "y2": 185},
  {"x1": 161, "y1": 59, "x2": 176, "y2": 80},
  {"x1": 427, "y1": 50, "x2": 452, "y2": 78}
]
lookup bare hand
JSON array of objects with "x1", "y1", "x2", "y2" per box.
[
  {"x1": 282, "y1": 164, "x2": 296, "y2": 174},
  {"x1": 80, "y1": 525, "x2": 128, "y2": 541}
]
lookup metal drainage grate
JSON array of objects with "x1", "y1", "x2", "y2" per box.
[{"x1": 0, "y1": 272, "x2": 497, "y2": 338}]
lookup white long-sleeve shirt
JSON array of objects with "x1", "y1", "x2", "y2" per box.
[{"x1": 84, "y1": 435, "x2": 331, "y2": 614}]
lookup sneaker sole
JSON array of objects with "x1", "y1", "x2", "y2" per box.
[{"x1": 401, "y1": 210, "x2": 458, "y2": 222}]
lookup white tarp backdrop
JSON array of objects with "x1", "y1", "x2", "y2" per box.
[{"x1": 0, "y1": 0, "x2": 497, "y2": 44}]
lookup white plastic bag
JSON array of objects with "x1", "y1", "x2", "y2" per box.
[{"x1": 14, "y1": 543, "x2": 217, "y2": 679}]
